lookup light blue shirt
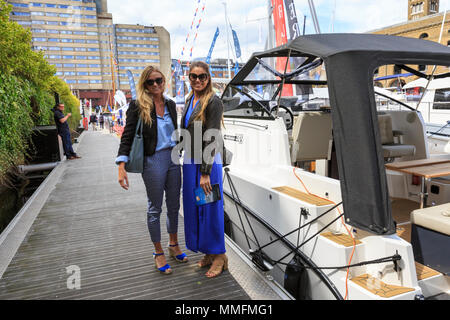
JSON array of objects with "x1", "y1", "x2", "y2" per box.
[
  {"x1": 155, "y1": 105, "x2": 176, "y2": 152},
  {"x1": 115, "y1": 101, "x2": 175, "y2": 165}
]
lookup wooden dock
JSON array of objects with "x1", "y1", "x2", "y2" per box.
[{"x1": 0, "y1": 131, "x2": 286, "y2": 300}]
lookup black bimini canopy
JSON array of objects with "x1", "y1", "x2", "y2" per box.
[{"x1": 229, "y1": 34, "x2": 450, "y2": 235}]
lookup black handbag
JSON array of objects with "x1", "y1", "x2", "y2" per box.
[
  {"x1": 222, "y1": 145, "x2": 233, "y2": 167},
  {"x1": 125, "y1": 117, "x2": 144, "y2": 173}
]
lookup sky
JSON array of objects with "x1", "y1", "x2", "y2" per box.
[{"x1": 108, "y1": 0, "x2": 450, "y2": 62}]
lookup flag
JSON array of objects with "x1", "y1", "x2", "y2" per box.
[
  {"x1": 230, "y1": 26, "x2": 241, "y2": 59},
  {"x1": 271, "y1": 0, "x2": 293, "y2": 96},
  {"x1": 206, "y1": 27, "x2": 220, "y2": 64},
  {"x1": 126, "y1": 70, "x2": 137, "y2": 100},
  {"x1": 172, "y1": 59, "x2": 185, "y2": 105}
]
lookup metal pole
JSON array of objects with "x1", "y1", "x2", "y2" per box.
[
  {"x1": 308, "y1": 0, "x2": 321, "y2": 34},
  {"x1": 223, "y1": 1, "x2": 231, "y2": 80}
]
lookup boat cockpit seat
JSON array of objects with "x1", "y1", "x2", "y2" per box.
[
  {"x1": 410, "y1": 203, "x2": 450, "y2": 275},
  {"x1": 378, "y1": 114, "x2": 416, "y2": 161},
  {"x1": 291, "y1": 112, "x2": 333, "y2": 163}
]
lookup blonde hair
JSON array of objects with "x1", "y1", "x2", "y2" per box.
[
  {"x1": 186, "y1": 61, "x2": 215, "y2": 123},
  {"x1": 137, "y1": 66, "x2": 165, "y2": 125}
]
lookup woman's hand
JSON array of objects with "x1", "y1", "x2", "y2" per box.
[
  {"x1": 200, "y1": 174, "x2": 212, "y2": 195},
  {"x1": 118, "y1": 163, "x2": 129, "y2": 190}
]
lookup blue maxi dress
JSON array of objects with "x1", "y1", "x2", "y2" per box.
[{"x1": 183, "y1": 97, "x2": 226, "y2": 255}]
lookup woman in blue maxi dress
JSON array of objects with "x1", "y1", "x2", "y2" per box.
[{"x1": 181, "y1": 61, "x2": 228, "y2": 278}]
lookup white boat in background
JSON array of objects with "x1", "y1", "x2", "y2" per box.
[{"x1": 220, "y1": 34, "x2": 450, "y2": 300}]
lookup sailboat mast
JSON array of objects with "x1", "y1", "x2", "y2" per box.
[
  {"x1": 109, "y1": 36, "x2": 116, "y2": 111},
  {"x1": 267, "y1": 0, "x2": 274, "y2": 50},
  {"x1": 223, "y1": 1, "x2": 231, "y2": 80},
  {"x1": 308, "y1": 0, "x2": 321, "y2": 34}
]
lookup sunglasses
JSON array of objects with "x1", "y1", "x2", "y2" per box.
[
  {"x1": 145, "y1": 77, "x2": 163, "y2": 86},
  {"x1": 189, "y1": 73, "x2": 208, "y2": 82}
]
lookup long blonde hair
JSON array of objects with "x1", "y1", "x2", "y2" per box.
[
  {"x1": 137, "y1": 66, "x2": 165, "y2": 126},
  {"x1": 186, "y1": 61, "x2": 215, "y2": 123}
]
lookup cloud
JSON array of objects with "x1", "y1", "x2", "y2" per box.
[{"x1": 107, "y1": 0, "x2": 450, "y2": 62}]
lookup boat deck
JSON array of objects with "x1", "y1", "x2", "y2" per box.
[{"x1": 0, "y1": 131, "x2": 288, "y2": 300}]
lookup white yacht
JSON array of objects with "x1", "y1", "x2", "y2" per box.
[{"x1": 220, "y1": 33, "x2": 450, "y2": 300}]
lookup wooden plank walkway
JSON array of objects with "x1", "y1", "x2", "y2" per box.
[{"x1": 0, "y1": 131, "x2": 250, "y2": 300}]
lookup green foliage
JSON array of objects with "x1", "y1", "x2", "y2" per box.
[
  {"x1": 46, "y1": 76, "x2": 81, "y2": 130},
  {"x1": 0, "y1": 74, "x2": 34, "y2": 180},
  {"x1": 0, "y1": 0, "x2": 80, "y2": 183},
  {"x1": 0, "y1": 1, "x2": 55, "y2": 86}
]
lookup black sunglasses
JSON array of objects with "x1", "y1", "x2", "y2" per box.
[
  {"x1": 145, "y1": 77, "x2": 163, "y2": 86},
  {"x1": 189, "y1": 73, "x2": 208, "y2": 82}
]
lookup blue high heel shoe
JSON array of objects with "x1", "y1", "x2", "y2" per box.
[
  {"x1": 153, "y1": 253, "x2": 172, "y2": 274},
  {"x1": 168, "y1": 243, "x2": 188, "y2": 263}
]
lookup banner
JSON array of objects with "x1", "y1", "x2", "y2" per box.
[
  {"x1": 284, "y1": 0, "x2": 301, "y2": 39},
  {"x1": 172, "y1": 59, "x2": 185, "y2": 105},
  {"x1": 206, "y1": 27, "x2": 220, "y2": 64},
  {"x1": 271, "y1": 0, "x2": 293, "y2": 96},
  {"x1": 284, "y1": 0, "x2": 312, "y2": 97},
  {"x1": 126, "y1": 70, "x2": 137, "y2": 100},
  {"x1": 231, "y1": 26, "x2": 241, "y2": 59}
]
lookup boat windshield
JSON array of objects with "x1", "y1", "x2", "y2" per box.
[{"x1": 222, "y1": 55, "x2": 330, "y2": 118}]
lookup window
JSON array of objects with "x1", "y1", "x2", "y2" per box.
[
  {"x1": 62, "y1": 47, "x2": 74, "y2": 51},
  {"x1": 433, "y1": 88, "x2": 450, "y2": 110},
  {"x1": 48, "y1": 38, "x2": 59, "y2": 42},
  {"x1": 61, "y1": 39, "x2": 73, "y2": 43},
  {"x1": 46, "y1": 21, "x2": 58, "y2": 25},
  {"x1": 45, "y1": 3, "x2": 56, "y2": 8},
  {"x1": 76, "y1": 56, "x2": 87, "y2": 60},
  {"x1": 47, "y1": 30, "x2": 59, "y2": 34},
  {"x1": 77, "y1": 72, "x2": 89, "y2": 76},
  {"x1": 31, "y1": 11, "x2": 45, "y2": 16},
  {"x1": 13, "y1": 12, "x2": 31, "y2": 16},
  {"x1": 64, "y1": 71, "x2": 76, "y2": 76},
  {"x1": 393, "y1": 65, "x2": 402, "y2": 74},
  {"x1": 63, "y1": 55, "x2": 74, "y2": 59},
  {"x1": 63, "y1": 63, "x2": 75, "y2": 68},
  {"x1": 11, "y1": 3, "x2": 29, "y2": 7},
  {"x1": 48, "y1": 46, "x2": 60, "y2": 51},
  {"x1": 74, "y1": 39, "x2": 85, "y2": 43},
  {"x1": 58, "y1": 5, "x2": 69, "y2": 9},
  {"x1": 45, "y1": 12, "x2": 58, "y2": 17},
  {"x1": 60, "y1": 30, "x2": 73, "y2": 34},
  {"x1": 74, "y1": 47, "x2": 87, "y2": 51}
]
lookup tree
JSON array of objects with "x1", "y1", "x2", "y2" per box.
[{"x1": 0, "y1": 0, "x2": 80, "y2": 184}]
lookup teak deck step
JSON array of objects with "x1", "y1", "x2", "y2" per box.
[
  {"x1": 415, "y1": 262, "x2": 441, "y2": 281},
  {"x1": 272, "y1": 186, "x2": 334, "y2": 206},
  {"x1": 320, "y1": 232, "x2": 362, "y2": 247},
  {"x1": 351, "y1": 274, "x2": 415, "y2": 298}
]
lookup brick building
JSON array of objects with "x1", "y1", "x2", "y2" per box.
[{"x1": 371, "y1": 0, "x2": 450, "y2": 88}]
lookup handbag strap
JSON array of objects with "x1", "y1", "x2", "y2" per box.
[{"x1": 135, "y1": 117, "x2": 143, "y2": 137}]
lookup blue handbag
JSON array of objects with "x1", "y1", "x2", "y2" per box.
[{"x1": 125, "y1": 117, "x2": 144, "y2": 173}]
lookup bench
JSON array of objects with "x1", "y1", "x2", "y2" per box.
[{"x1": 410, "y1": 203, "x2": 450, "y2": 275}]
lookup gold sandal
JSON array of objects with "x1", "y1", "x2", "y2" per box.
[
  {"x1": 197, "y1": 254, "x2": 214, "y2": 268},
  {"x1": 205, "y1": 254, "x2": 228, "y2": 278}
]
